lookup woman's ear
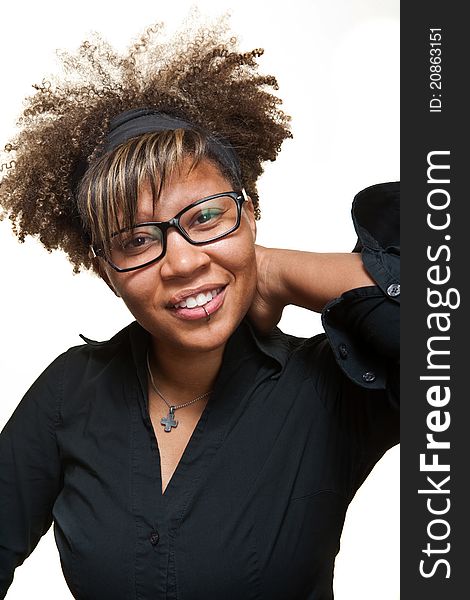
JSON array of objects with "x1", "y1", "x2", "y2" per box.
[{"x1": 243, "y1": 194, "x2": 257, "y2": 242}]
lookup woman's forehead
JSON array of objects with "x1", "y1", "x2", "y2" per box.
[{"x1": 133, "y1": 159, "x2": 232, "y2": 221}]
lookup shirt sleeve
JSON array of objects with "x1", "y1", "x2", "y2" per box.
[
  {"x1": 0, "y1": 354, "x2": 65, "y2": 598},
  {"x1": 320, "y1": 181, "x2": 400, "y2": 407}
]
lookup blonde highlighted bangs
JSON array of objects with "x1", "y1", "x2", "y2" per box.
[{"x1": 77, "y1": 129, "x2": 229, "y2": 252}]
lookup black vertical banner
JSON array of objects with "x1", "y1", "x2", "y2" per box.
[{"x1": 402, "y1": 3, "x2": 469, "y2": 598}]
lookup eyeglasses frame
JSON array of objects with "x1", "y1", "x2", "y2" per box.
[{"x1": 91, "y1": 189, "x2": 249, "y2": 273}]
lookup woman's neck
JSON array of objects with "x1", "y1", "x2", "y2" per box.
[{"x1": 149, "y1": 340, "x2": 225, "y2": 400}]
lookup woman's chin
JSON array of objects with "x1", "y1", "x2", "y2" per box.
[
  {"x1": 145, "y1": 311, "x2": 244, "y2": 355},
  {"x1": 190, "y1": 315, "x2": 242, "y2": 348}
]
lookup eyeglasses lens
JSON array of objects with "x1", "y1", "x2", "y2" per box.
[{"x1": 180, "y1": 195, "x2": 238, "y2": 242}]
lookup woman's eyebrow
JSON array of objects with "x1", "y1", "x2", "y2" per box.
[
  {"x1": 133, "y1": 213, "x2": 160, "y2": 223},
  {"x1": 133, "y1": 193, "x2": 209, "y2": 222}
]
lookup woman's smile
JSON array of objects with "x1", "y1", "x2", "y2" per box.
[{"x1": 167, "y1": 285, "x2": 227, "y2": 320}]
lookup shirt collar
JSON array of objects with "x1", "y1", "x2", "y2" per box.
[
  {"x1": 241, "y1": 318, "x2": 289, "y2": 376},
  {"x1": 125, "y1": 318, "x2": 290, "y2": 399},
  {"x1": 80, "y1": 317, "x2": 290, "y2": 385}
]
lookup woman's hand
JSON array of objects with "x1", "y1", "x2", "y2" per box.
[
  {"x1": 247, "y1": 245, "x2": 376, "y2": 335},
  {"x1": 247, "y1": 245, "x2": 286, "y2": 335}
]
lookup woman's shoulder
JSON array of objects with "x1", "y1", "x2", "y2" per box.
[
  {"x1": 66, "y1": 320, "x2": 143, "y2": 357},
  {"x1": 64, "y1": 322, "x2": 145, "y2": 383},
  {"x1": 34, "y1": 321, "x2": 144, "y2": 394},
  {"x1": 18, "y1": 322, "x2": 145, "y2": 418}
]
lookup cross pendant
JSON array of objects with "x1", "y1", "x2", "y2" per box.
[{"x1": 161, "y1": 406, "x2": 178, "y2": 432}]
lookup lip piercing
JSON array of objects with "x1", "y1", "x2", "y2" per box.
[{"x1": 202, "y1": 305, "x2": 211, "y2": 322}]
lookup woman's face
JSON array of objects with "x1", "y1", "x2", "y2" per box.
[{"x1": 101, "y1": 158, "x2": 257, "y2": 354}]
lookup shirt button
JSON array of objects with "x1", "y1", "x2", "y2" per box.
[
  {"x1": 149, "y1": 531, "x2": 160, "y2": 546},
  {"x1": 362, "y1": 371, "x2": 376, "y2": 383},
  {"x1": 386, "y1": 283, "x2": 400, "y2": 297},
  {"x1": 338, "y1": 344, "x2": 348, "y2": 359}
]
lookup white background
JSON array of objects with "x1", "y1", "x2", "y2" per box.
[{"x1": 0, "y1": 1, "x2": 399, "y2": 598}]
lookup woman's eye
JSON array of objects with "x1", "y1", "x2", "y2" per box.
[
  {"x1": 118, "y1": 235, "x2": 149, "y2": 251},
  {"x1": 126, "y1": 236, "x2": 149, "y2": 248},
  {"x1": 194, "y1": 209, "x2": 223, "y2": 225},
  {"x1": 119, "y1": 230, "x2": 161, "y2": 252}
]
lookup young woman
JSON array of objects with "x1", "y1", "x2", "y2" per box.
[{"x1": 0, "y1": 20, "x2": 399, "y2": 599}]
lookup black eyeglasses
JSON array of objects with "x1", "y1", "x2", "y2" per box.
[{"x1": 91, "y1": 189, "x2": 248, "y2": 272}]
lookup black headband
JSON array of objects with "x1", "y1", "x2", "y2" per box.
[{"x1": 103, "y1": 108, "x2": 241, "y2": 180}]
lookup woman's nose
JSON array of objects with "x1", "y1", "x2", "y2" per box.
[{"x1": 159, "y1": 228, "x2": 211, "y2": 280}]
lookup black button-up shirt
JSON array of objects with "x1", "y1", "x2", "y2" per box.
[{"x1": 0, "y1": 182, "x2": 400, "y2": 599}]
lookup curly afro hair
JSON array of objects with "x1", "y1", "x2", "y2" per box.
[{"x1": 0, "y1": 16, "x2": 292, "y2": 273}]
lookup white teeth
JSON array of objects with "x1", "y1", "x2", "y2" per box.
[
  {"x1": 173, "y1": 288, "x2": 221, "y2": 309},
  {"x1": 196, "y1": 293, "x2": 209, "y2": 306}
]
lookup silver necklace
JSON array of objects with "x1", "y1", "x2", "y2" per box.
[{"x1": 146, "y1": 350, "x2": 212, "y2": 433}]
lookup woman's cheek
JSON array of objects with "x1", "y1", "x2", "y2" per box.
[{"x1": 112, "y1": 273, "x2": 159, "y2": 315}]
